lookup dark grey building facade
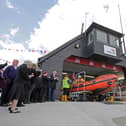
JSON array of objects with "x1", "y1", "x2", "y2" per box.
[{"x1": 38, "y1": 22, "x2": 126, "y2": 98}]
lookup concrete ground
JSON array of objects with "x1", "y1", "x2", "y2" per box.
[{"x1": 0, "y1": 102, "x2": 126, "y2": 126}]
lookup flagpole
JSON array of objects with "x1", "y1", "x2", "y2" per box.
[
  {"x1": 80, "y1": 12, "x2": 88, "y2": 35},
  {"x1": 81, "y1": 23, "x2": 84, "y2": 34},
  {"x1": 83, "y1": 12, "x2": 88, "y2": 37},
  {"x1": 85, "y1": 12, "x2": 88, "y2": 31},
  {"x1": 118, "y1": 4, "x2": 126, "y2": 54}
]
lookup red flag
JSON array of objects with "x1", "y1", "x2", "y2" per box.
[{"x1": 44, "y1": 50, "x2": 46, "y2": 54}]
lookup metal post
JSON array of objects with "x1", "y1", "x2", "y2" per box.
[
  {"x1": 118, "y1": 86, "x2": 122, "y2": 100},
  {"x1": 83, "y1": 71, "x2": 87, "y2": 101},
  {"x1": 85, "y1": 12, "x2": 88, "y2": 31},
  {"x1": 84, "y1": 12, "x2": 88, "y2": 37},
  {"x1": 81, "y1": 23, "x2": 84, "y2": 34},
  {"x1": 118, "y1": 4, "x2": 126, "y2": 54}
]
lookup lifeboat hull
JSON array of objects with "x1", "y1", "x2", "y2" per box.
[{"x1": 70, "y1": 74, "x2": 118, "y2": 94}]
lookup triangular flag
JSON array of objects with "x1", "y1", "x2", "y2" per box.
[{"x1": 44, "y1": 50, "x2": 46, "y2": 54}]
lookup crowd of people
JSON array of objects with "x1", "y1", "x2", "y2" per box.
[{"x1": 0, "y1": 59, "x2": 59, "y2": 113}]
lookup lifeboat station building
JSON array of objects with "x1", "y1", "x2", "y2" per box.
[{"x1": 38, "y1": 22, "x2": 126, "y2": 99}]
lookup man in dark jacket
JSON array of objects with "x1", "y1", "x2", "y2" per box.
[
  {"x1": 42, "y1": 72, "x2": 49, "y2": 101},
  {"x1": 31, "y1": 71, "x2": 49, "y2": 103},
  {"x1": 31, "y1": 72, "x2": 43, "y2": 103},
  {"x1": 48, "y1": 71, "x2": 58, "y2": 101},
  {"x1": 25, "y1": 69, "x2": 41, "y2": 103},
  {"x1": 1, "y1": 59, "x2": 19, "y2": 106}
]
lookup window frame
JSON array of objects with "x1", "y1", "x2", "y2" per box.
[
  {"x1": 109, "y1": 34, "x2": 120, "y2": 48},
  {"x1": 95, "y1": 29, "x2": 108, "y2": 44},
  {"x1": 88, "y1": 28, "x2": 95, "y2": 45}
]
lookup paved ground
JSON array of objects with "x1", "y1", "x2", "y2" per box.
[{"x1": 0, "y1": 102, "x2": 126, "y2": 126}]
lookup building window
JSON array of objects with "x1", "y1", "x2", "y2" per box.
[
  {"x1": 96, "y1": 29, "x2": 107, "y2": 43},
  {"x1": 109, "y1": 34, "x2": 119, "y2": 47},
  {"x1": 88, "y1": 29, "x2": 95, "y2": 45}
]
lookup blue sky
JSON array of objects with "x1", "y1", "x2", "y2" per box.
[{"x1": 0, "y1": 0, "x2": 56, "y2": 43}]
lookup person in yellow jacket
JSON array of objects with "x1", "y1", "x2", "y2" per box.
[{"x1": 61, "y1": 75, "x2": 71, "y2": 101}]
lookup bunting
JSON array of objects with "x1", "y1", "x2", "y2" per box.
[
  {"x1": 3, "y1": 48, "x2": 47, "y2": 54},
  {"x1": 0, "y1": 48, "x2": 48, "y2": 65}
]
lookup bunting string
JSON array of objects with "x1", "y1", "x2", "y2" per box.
[
  {"x1": 3, "y1": 48, "x2": 47, "y2": 54},
  {"x1": 0, "y1": 48, "x2": 48, "y2": 64}
]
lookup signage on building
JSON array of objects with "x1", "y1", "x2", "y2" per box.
[
  {"x1": 104, "y1": 45, "x2": 117, "y2": 56},
  {"x1": 65, "y1": 56, "x2": 123, "y2": 71}
]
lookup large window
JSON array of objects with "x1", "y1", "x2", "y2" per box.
[
  {"x1": 96, "y1": 29, "x2": 107, "y2": 43},
  {"x1": 109, "y1": 34, "x2": 120, "y2": 47},
  {"x1": 88, "y1": 28, "x2": 120, "y2": 48},
  {"x1": 88, "y1": 29, "x2": 95, "y2": 45}
]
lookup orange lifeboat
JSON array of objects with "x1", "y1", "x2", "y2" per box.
[{"x1": 70, "y1": 74, "x2": 118, "y2": 95}]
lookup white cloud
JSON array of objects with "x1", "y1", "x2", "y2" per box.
[
  {"x1": 29, "y1": 0, "x2": 126, "y2": 51},
  {"x1": 10, "y1": 27, "x2": 19, "y2": 37},
  {"x1": 5, "y1": 0, "x2": 21, "y2": 14},
  {"x1": 0, "y1": 40, "x2": 24, "y2": 64},
  {"x1": 0, "y1": 26, "x2": 19, "y2": 41},
  {"x1": 0, "y1": 26, "x2": 42, "y2": 64},
  {"x1": 0, "y1": 39, "x2": 42, "y2": 65},
  {"x1": 6, "y1": 0, "x2": 14, "y2": 9}
]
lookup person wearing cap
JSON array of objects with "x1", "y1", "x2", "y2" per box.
[{"x1": 8, "y1": 61, "x2": 34, "y2": 113}]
